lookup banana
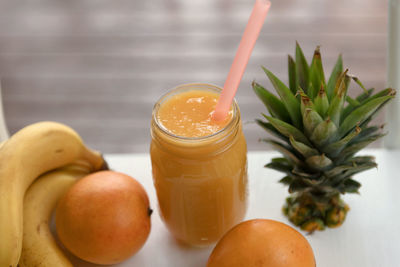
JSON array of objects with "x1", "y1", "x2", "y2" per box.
[
  {"x1": 19, "y1": 165, "x2": 91, "y2": 267},
  {"x1": 0, "y1": 121, "x2": 106, "y2": 267}
]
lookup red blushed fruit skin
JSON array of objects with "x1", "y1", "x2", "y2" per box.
[
  {"x1": 55, "y1": 171, "x2": 151, "y2": 265},
  {"x1": 207, "y1": 219, "x2": 316, "y2": 267}
]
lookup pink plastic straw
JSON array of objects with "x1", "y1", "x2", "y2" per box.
[{"x1": 212, "y1": 0, "x2": 271, "y2": 121}]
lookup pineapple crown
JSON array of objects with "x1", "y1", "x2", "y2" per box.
[{"x1": 253, "y1": 42, "x2": 395, "y2": 197}]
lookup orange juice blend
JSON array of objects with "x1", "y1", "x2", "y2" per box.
[
  {"x1": 150, "y1": 83, "x2": 247, "y2": 246},
  {"x1": 157, "y1": 90, "x2": 231, "y2": 137}
]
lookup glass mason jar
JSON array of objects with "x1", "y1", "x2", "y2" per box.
[{"x1": 150, "y1": 83, "x2": 248, "y2": 246}]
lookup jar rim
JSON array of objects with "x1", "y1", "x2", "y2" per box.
[{"x1": 152, "y1": 82, "x2": 240, "y2": 142}]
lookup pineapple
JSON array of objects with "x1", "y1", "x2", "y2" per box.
[{"x1": 253, "y1": 43, "x2": 395, "y2": 232}]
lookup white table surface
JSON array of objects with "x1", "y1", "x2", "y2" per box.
[{"x1": 64, "y1": 149, "x2": 400, "y2": 267}]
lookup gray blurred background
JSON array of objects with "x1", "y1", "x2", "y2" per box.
[{"x1": 0, "y1": 0, "x2": 387, "y2": 153}]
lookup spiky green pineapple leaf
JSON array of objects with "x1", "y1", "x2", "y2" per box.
[
  {"x1": 300, "y1": 177, "x2": 322, "y2": 187},
  {"x1": 272, "y1": 157, "x2": 292, "y2": 164},
  {"x1": 298, "y1": 176, "x2": 324, "y2": 188},
  {"x1": 306, "y1": 154, "x2": 332, "y2": 171},
  {"x1": 288, "y1": 55, "x2": 297, "y2": 94},
  {"x1": 345, "y1": 96, "x2": 360, "y2": 107},
  {"x1": 361, "y1": 90, "x2": 396, "y2": 123},
  {"x1": 338, "y1": 134, "x2": 386, "y2": 160},
  {"x1": 340, "y1": 179, "x2": 361, "y2": 193},
  {"x1": 256, "y1": 119, "x2": 289, "y2": 143},
  {"x1": 361, "y1": 88, "x2": 396, "y2": 109},
  {"x1": 265, "y1": 161, "x2": 293, "y2": 175},
  {"x1": 358, "y1": 94, "x2": 395, "y2": 129},
  {"x1": 263, "y1": 115, "x2": 311, "y2": 146},
  {"x1": 356, "y1": 88, "x2": 374, "y2": 102},
  {"x1": 303, "y1": 108, "x2": 324, "y2": 137},
  {"x1": 348, "y1": 156, "x2": 376, "y2": 165},
  {"x1": 292, "y1": 166, "x2": 320, "y2": 178},
  {"x1": 289, "y1": 135, "x2": 319, "y2": 158},
  {"x1": 342, "y1": 88, "x2": 374, "y2": 120},
  {"x1": 289, "y1": 179, "x2": 309, "y2": 193},
  {"x1": 326, "y1": 54, "x2": 343, "y2": 100},
  {"x1": 314, "y1": 85, "x2": 329, "y2": 117},
  {"x1": 339, "y1": 95, "x2": 394, "y2": 138},
  {"x1": 341, "y1": 162, "x2": 377, "y2": 179},
  {"x1": 342, "y1": 88, "x2": 395, "y2": 121},
  {"x1": 327, "y1": 70, "x2": 349, "y2": 126},
  {"x1": 299, "y1": 89, "x2": 314, "y2": 115},
  {"x1": 262, "y1": 67, "x2": 302, "y2": 129},
  {"x1": 262, "y1": 139, "x2": 303, "y2": 165},
  {"x1": 307, "y1": 83, "x2": 316, "y2": 101},
  {"x1": 280, "y1": 176, "x2": 293, "y2": 185},
  {"x1": 309, "y1": 46, "x2": 325, "y2": 99},
  {"x1": 324, "y1": 164, "x2": 355, "y2": 178},
  {"x1": 371, "y1": 88, "x2": 396, "y2": 98},
  {"x1": 349, "y1": 125, "x2": 383, "y2": 144},
  {"x1": 323, "y1": 126, "x2": 361, "y2": 158},
  {"x1": 325, "y1": 156, "x2": 375, "y2": 178},
  {"x1": 252, "y1": 81, "x2": 291, "y2": 122},
  {"x1": 267, "y1": 158, "x2": 295, "y2": 174},
  {"x1": 349, "y1": 75, "x2": 368, "y2": 94},
  {"x1": 310, "y1": 46, "x2": 325, "y2": 83},
  {"x1": 295, "y1": 42, "x2": 310, "y2": 93},
  {"x1": 310, "y1": 118, "x2": 338, "y2": 147}
]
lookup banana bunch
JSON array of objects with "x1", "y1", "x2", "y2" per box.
[{"x1": 0, "y1": 121, "x2": 107, "y2": 267}]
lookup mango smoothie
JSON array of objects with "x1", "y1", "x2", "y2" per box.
[{"x1": 150, "y1": 83, "x2": 248, "y2": 246}]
